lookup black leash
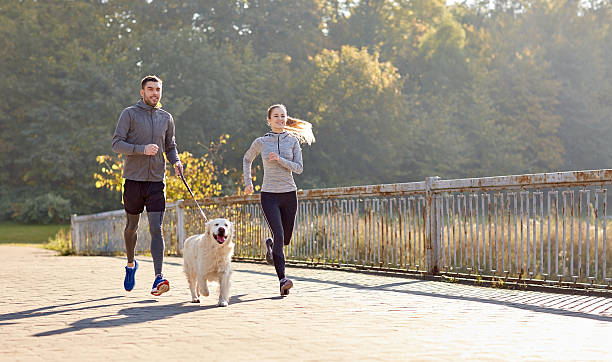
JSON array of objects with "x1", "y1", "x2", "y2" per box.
[{"x1": 178, "y1": 168, "x2": 208, "y2": 222}]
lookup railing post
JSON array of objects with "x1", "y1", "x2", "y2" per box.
[
  {"x1": 176, "y1": 200, "x2": 186, "y2": 255},
  {"x1": 70, "y1": 214, "x2": 79, "y2": 254},
  {"x1": 426, "y1": 176, "x2": 440, "y2": 274}
]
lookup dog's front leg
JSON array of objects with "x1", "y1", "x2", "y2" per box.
[
  {"x1": 217, "y1": 270, "x2": 231, "y2": 307},
  {"x1": 197, "y1": 275, "x2": 209, "y2": 297},
  {"x1": 187, "y1": 273, "x2": 200, "y2": 303}
]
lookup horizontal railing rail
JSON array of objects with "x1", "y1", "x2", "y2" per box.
[{"x1": 72, "y1": 169, "x2": 612, "y2": 291}]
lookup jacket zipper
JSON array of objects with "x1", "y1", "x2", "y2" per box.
[{"x1": 148, "y1": 108, "x2": 154, "y2": 181}]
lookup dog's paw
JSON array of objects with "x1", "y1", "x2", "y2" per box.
[
  {"x1": 191, "y1": 298, "x2": 200, "y2": 303},
  {"x1": 217, "y1": 300, "x2": 228, "y2": 307}
]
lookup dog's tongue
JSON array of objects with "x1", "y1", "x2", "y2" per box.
[{"x1": 217, "y1": 235, "x2": 226, "y2": 243}]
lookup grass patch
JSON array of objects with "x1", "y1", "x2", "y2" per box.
[
  {"x1": 44, "y1": 227, "x2": 74, "y2": 255},
  {"x1": 0, "y1": 221, "x2": 69, "y2": 244}
]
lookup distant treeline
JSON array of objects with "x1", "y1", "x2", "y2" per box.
[{"x1": 1, "y1": 0, "x2": 611, "y2": 222}]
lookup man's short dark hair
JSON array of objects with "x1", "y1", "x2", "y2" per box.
[{"x1": 141, "y1": 75, "x2": 162, "y2": 89}]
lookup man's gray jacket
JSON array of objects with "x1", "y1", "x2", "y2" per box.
[{"x1": 112, "y1": 99, "x2": 180, "y2": 182}]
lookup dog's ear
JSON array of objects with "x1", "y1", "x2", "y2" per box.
[
  {"x1": 227, "y1": 221, "x2": 234, "y2": 241},
  {"x1": 205, "y1": 220, "x2": 214, "y2": 234},
  {"x1": 224, "y1": 220, "x2": 231, "y2": 234}
]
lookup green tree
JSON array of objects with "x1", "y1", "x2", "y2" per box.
[
  {"x1": 295, "y1": 46, "x2": 407, "y2": 187},
  {"x1": 0, "y1": 0, "x2": 133, "y2": 215}
]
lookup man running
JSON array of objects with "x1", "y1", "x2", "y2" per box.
[{"x1": 112, "y1": 75, "x2": 183, "y2": 296}]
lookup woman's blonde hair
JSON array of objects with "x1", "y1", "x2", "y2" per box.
[{"x1": 268, "y1": 104, "x2": 315, "y2": 145}]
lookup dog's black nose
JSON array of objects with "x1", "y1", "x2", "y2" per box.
[{"x1": 218, "y1": 227, "x2": 225, "y2": 236}]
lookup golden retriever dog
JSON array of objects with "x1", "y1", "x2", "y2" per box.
[{"x1": 182, "y1": 218, "x2": 234, "y2": 307}]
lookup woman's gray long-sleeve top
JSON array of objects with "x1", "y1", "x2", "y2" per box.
[{"x1": 243, "y1": 132, "x2": 303, "y2": 193}]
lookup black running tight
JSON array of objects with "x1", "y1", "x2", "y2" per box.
[
  {"x1": 124, "y1": 211, "x2": 165, "y2": 275},
  {"x1": 260, "y1": 191, "x2": 297, "y2": 280}
]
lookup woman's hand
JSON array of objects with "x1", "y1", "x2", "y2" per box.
[
  {"x1": 268, "y1": 152, "x2": 280, "y2": 162},
  {"x1": 244, "y1": 185, "x2": 254, "y2": 195}
]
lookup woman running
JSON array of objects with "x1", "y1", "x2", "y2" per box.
[{"x1": 243, "y1": 104, "x2": 315, "y2": 296}]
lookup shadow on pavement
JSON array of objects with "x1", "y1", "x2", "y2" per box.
[
  {"x1": 0, "y1": 296, "x2": 133, "y2": 324},
  {"x1": 31, "y1": 294, "x2": 281, "y2": 337},
  {"x1": 235, "y1": 268, "x2": 612, "y2": 322}
]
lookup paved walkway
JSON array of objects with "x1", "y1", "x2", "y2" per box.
[{"x1": 2, "y1": 246, "x2": 611, "y2": 361}]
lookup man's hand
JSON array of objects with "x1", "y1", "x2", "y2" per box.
[
  {"x1": 174, "y1": 161, "x2": 183, "y2": 176},
  {"x1": 244, "y1": 185, "x2": 254, "y2": 195},
  {"x1": 144, "y1": 144, "x2": 159, "y2": 155},
  {"x1": 268, "y1": 152, "x2": 280, "y2": 162}
]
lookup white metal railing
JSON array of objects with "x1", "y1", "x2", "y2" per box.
[{"x1": 71, "y1": 169, "x2": 612, "y2": 290}]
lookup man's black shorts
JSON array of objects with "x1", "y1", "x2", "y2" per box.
[{"x1": 123, "y1": 179, "x2": 166, "y2": 214}]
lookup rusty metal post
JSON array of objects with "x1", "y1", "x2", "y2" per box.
[
  {"x1": 176, "y1": 200, "x2": 186, "y2": 255},
  {"x1": 70, "y1": 214, "x2": 79, "y2": 254},
  {"x1": 426, "y1": 176, "x2": 441, "y2": 274}
]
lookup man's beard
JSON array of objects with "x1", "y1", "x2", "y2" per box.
[{"x1": 144, "y1": 96, "x2": 158, "y2": 107}]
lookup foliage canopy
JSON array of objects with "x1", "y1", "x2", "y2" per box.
[{"x1": 2, "y1": 0, "x2": 611, "y2": 221}]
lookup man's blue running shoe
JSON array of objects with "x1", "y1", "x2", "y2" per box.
[
  {"x1": 151, "y1": 274, "x2": 170, "y2": 296},
  {"x1": 124, "y1": 260, "x2": 138, "y2": 292}
]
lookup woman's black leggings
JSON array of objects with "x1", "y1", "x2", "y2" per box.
[{"x1": 260, "y1": 191, "x2": 297, "y2": 280}]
